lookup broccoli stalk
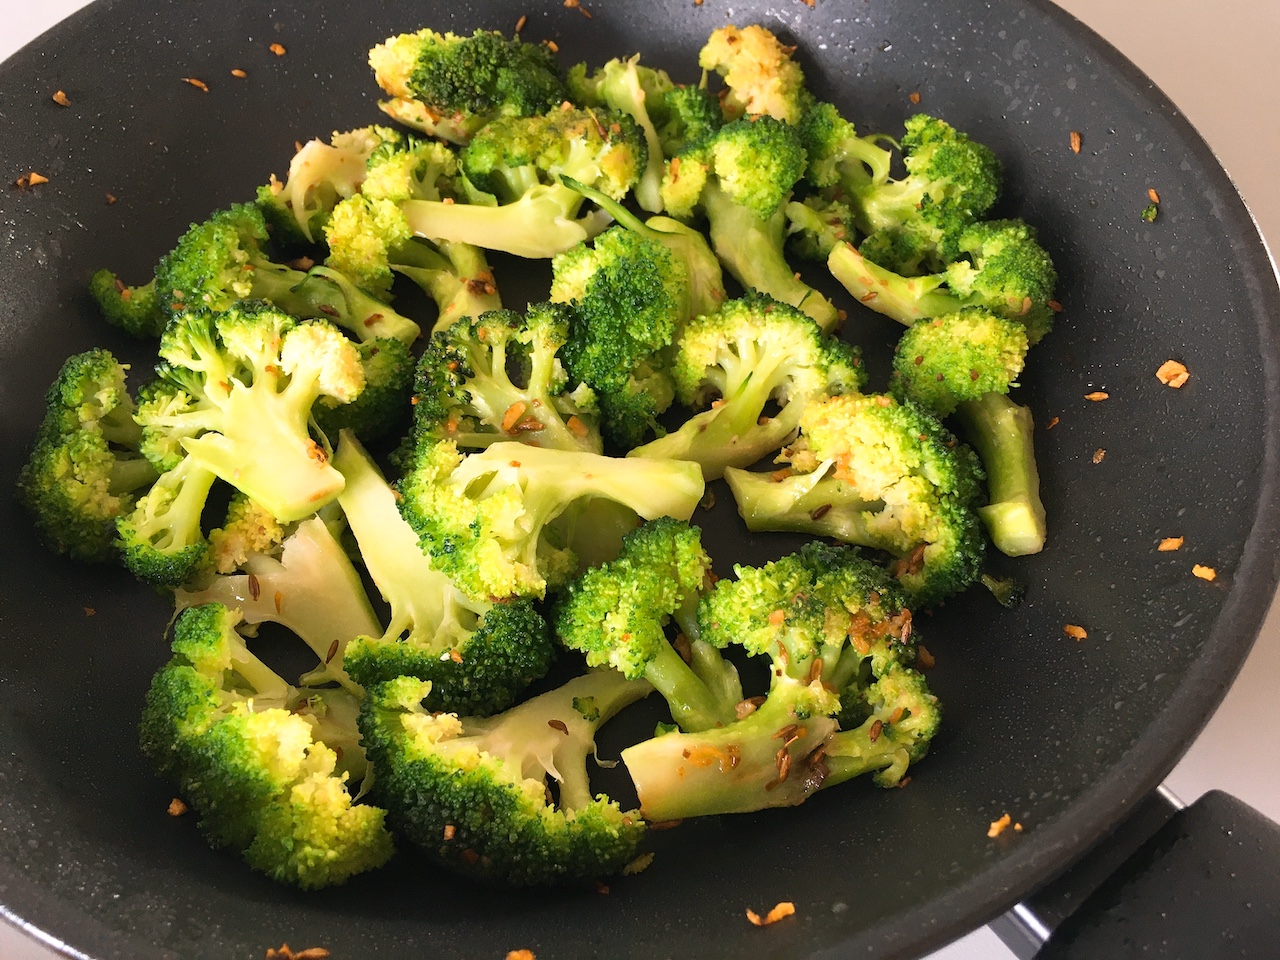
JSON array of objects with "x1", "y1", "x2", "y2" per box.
[
  {"x1": 359, "y1": 670, "x2": 651, "y2": 885},
  {"x1": 333, "y1": 432, "x2": 555, "y2": 715},
  {"x1": 956, "y1": 392, "x2": 1047, "y2": 557}
]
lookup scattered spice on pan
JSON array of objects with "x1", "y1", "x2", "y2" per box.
[
  {"x1": 83, "y1": 606, "x2": 95, "y2": 617},
  {"x1": 181, "y1": 77, "x2": 210, "y2": 92},
  {"x1": 515, "y1": 14, "x2": 528, "y2": 33},
  {"x1": 105, "y1": 193, "x2": 117, "y2": 204},
  {"x1": 564, "y1": 0, "x2": 592, "y2": 17},
  {"x1": 1084, "y1": 390, "x2": 1109, "y2": 401},
  {"x1": 987, "y1": 812, "x2": 1013, "y2": 838},
  {"x1": 231, "y1": 68, "x2": 248, "y2": 78},
  {"x1": 1045, "y1": 416, "x2": 1060, "y2": 430},
  {"x1": 167, "y1": 797, "x2": 188, "y2": 816},
  {"x1": 623, "y1": 851, "x2": 655, "y2": 875},
  {"x1": 52, "y1": 90, "x2": 71, "y2": 106},
  {"x1": 546, "y1": 40, "x2": 560, "y2": 53},
  {"x1": 595, "y1": 880, "x2": 610, "y2": 894},
  {"x1": 1063, "y1": 624, "x2": 1087, "y2": 641},
  {"x1": 1092, "y1": 448, "x2": 1106, "y2": 464},
  {"x1": 1156, "y1": 359, "x2": 1189, "y2": 388},
  {"x1": 505, "y1": 951, "x2": 535, "y2": 960},
  {"x1": 1148, "y1": 188, "x2": 1161, "y2": 205},
  {"x1": 1048, "y1": 298, "x2": 1064, "y2": 313},
  {"x1": 269, "y1": 43, "x2": 287, "y2": 56},
  {"x1": 1069, "y1": 130, "x2": 1082, "y2": 153},
  {"x1": 443, "y1": 824, "x2": 456, "y2": 840},
  {"x1": 915, "y1": 644, "x2": 936, "y2": 669},
  {"x1": 265, "y1": 947, "x2": 330, "y2": 960},
  {"x1": 909, "y1": 91, "x2": 921, "y2": 104},
  {"x1": 14, "y1": 171, "x2": 49, "y2": 188},
  {"x1": 746, "y1": 901, "x2": 796, "y2": 926},
  {"x1": 1192, "y1": 564, "x2": 1217, "y2": 582},
  {"x1": 1158, "y1": 536, "x2": 1184, "y2": 552}
]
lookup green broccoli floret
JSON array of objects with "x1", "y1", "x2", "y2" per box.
[
  {"x1": 723, "y1": 393, "x2": 986, "y2": 606},
  {"x1": 631, "y1": 293, "x2": 865, "y2": 479},
  {"x1": 398, "y1": 106, "x2": 644, "y2": 259},
  {"x1": 795, "y1": 100, "x2": 893, "y2": 192},
  {"x1": 890, "y1": 309, "x2": 1045, "y2": 556},
  {"x1": 88, "y1": 270, "x2": 164, "y2": 338},
  {"x1": 784, "y1": 193, "x2": 856, "y2": 262},
  {"x1": 410, "y1": 303, "x2": 601, "y2": 454},
  {"x1": 551, "y1": 226, "x2": 687, "y2": 450},
  {"x1": 16, "y1": 349, "x2": 158, "y2": 562},
  {"x1": 655, "y1": 84, "x2": 724, "y2": 156},
  {"x1": 201, "y1": 491, "x2": 287, "y2": 576},
  {"x1": 176, "y1": 516, "x2": 375, "y2": 694},
  {"x1": 569, "y1": 55, "x2": 679, "y2": 212},
  {"x1": 139, "y1": 603, "x2": 393, "y2": 888},
  {"x1": 698, "y1": 24, "x2": 811, "y2": 124},
  {"x1": 396, "y1": 439, "x2": 705, "y2": 602},
  {"x1": 828, "y1": 219, "x2": 1059, "y2": 342},
  {"x1": 621, "y1": 542, "x2": 937, "y2": 819},
  {"x1": 115, "y1": 456, "x2": 219, "y2": 586},
  {"x1": 368, "y1": 28, "x2": 568, "y2": 144},
  {"x1": 554, "y1": 518, "x2": 741, "y2": 732},
  {"x1": 256, "y1": 125, "x2": 404, "y2": 246},
  {"x1": 312, "y1": 336, "x2": 414, "y2": 443},
  {"x1": 662, "y1": 118, "x2": 841, "y2": 332},
  {"x1": 360, "y1": 669, "x2": 649, "y2": 885},
  {"x1": 841, "y1": 114, "x2": 1002, "y2": 271},
  {"x1": 142, "y1": 301, "x2": 364, "y2": 523},
  {"x1": 332, "y1": 433, "x2": 554, "y2": 715}
]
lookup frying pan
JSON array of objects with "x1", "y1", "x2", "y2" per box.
[{"x1": 2, "y1": 1, "x2": 1279, "y2": 958}]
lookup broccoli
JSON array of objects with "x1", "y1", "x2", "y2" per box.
[
  {"x1": 661, "y1": 118, "x2": 841, "y2": 332},
  {"x1": 332, "y1": 433, "x2": 555, "y2": 715},
  {"x1": 311, "y1": 335, "x2": 415, "y2": 443},
  {"x1": 784, "y1": 193, "x2": 857, "y2": 263},
  {"x1": 410, "y1": 303, "x2": 602, "y2": 454},
  {"x1": 554, "y1": 517, "x2": 742, "y2": 732},
  {"x1": 828, "y1": 219, "x2": 1058, "y2": 342},
  {"x1": 88, "y1": 270, "x2": 164, "y2": 339},
  {"x1": 839, "y1": 114, "x2": 1003, "y2": 272},
  {"x1": 795, "y1": 100, "x2": 894, "y2": 193},
  {"x1": 620, "y1": 542, "x2": 938, "y2": 820},
  {"x1": 141, "y1": 301, "x2": 365, "y2": 524},
  {"x1": 631, "y1": 293, "x2": 865, "y2": 480},
  {"x1": 257, "y1": 125, "x2": 404, "y2": 246},
  {"x1": 698, "y1": 24, "x2": 811, "y2": 124},
  {"x1": 398, "y1": 106, "x2": 644, "y2": 259},
  {"x1": 396, "y1": 438, "x2": 705, "y2": 602},
  {"x1": 140, "y1": 603, "x2": 393, "y2": 888},
  {"x1": 723, "y1": 392, "x2": 986, "y2": 606},
  {"x1": 115, "y1": 456, "x2": 220, "y2": 586},
  {"x1": 16, "y1": 349, "x2": 158, "y2": 562},
  {"x1": 890, "y1": 309, "x2": 1045, "y2": 556},
  {"x1": 368, "y1": 28, "x2": 568, "y2": 144},
  {"x1": 360, "y1": 669, "x2": 650, "y2": 885},
  {"x1": 201, "y1": 491, "x2": 287, "y2": 576},
  {"x1": 176, "y1": 516, "x2": 374, "y2": 694},
  {"x1": 569, "y1": 55, "x2": 683, "y2": 213},
  {"x1": 655, "y1": 83, "x2": 724, "y2": 156}
]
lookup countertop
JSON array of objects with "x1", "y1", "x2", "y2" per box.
[{"x1": 2, "y1": 1, "x2": 1277, "y2": 958}]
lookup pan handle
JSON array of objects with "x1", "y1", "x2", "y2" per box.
[{"x1": 991, "y1": 789, "x2": 1280, "y2": 958}]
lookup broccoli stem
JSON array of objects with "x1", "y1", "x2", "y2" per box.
[
  {"x1": 642, "y1": 641, "x2": 738, "y2": 732},
  {"x1": 722, "y1": 464, "x2": 883, "y2": 544},
  {"x1": 246, "y1": 261, "x2": 422, "y2": 345},
  {"x1": 826, "y1": 241, "x2": 957, "y2": 326},
  {"x1": 700, "y1": 183, "x2": 839, "y2": 333},
  {"x1": 955, "y1": 392, "x2": 1047, "y2": 556},
  {"x1": 391, "y1": 240, "x2": 501, "y2": 333},
  {"x1": 108, "y1": 456, "x2": 160, "y2": 496}
]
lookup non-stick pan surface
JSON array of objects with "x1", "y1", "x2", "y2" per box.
[{"x1": 2, "y1": 2, "x2": 1278, "y2": 958}]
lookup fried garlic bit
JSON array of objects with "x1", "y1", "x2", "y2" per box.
[
  {"x1": 746, "y1": 901, "x2": 796, "y2": 926},
  {"x1": 1156, "y1": 360, "x2": 1190, "y2": 388}
]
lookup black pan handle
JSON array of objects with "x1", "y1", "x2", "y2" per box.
[{"x1": 991, "y1": 789, "x2": 1280, "y2": 958}]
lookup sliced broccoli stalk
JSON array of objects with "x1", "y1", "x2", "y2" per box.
[
  {"x1": 631, "y1": 293, "x2": 864, "y2": 480},
  {"x1": 16, "y1": 349, "x2": 158, "y2": 562},
  {"x1": 359, "y1": 670, "x2": 650, "y2": 885},
  {"x1": 175, "y1": 516, "x2": 375, "y2": 695},
  {"x1": 332, "y1": 432, "x2": 555, "y2": 716},
  {"x1": 139, "y1": 603, "x2": 393, "y2": 888},
  {"x1": 554, "y1": 517, "x2": 740, "y2": 732},
  {"x1": 396, "y1": 439, "x2": 706, "y2": 602},
  {"x1": 956, "y1": 392, "x2": 1047, "y2": 557}
]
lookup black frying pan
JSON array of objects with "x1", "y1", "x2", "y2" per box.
[{"x1": 2, "y1": 1, "x2": 1279, "y2": 958}]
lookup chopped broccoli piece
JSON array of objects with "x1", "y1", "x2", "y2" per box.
[
  {"x1": 698, "y1": 24, "x2": 811, "y2": 124},
  {"x1": 795, "y1": 100, "x2": 893, "y2": 192},
  {"x1": 139, "y1": 603, "x2": 393, "y2": 888},
  {"x1": 88, "y1": 270, "x2": 164, "y2": 338},
  {"x1": 312, "y1": 335, "x2": 414, "y2": 443},
  {"x1": 655, "y1": 84, "x2": 724, "y2": 156},
  {"x1": 201, "y1": 491, "x2": 287, "y2": 576},
  {"x1": 360, "y1": 670, "x2": 650, "y2": 885},
  {"x1": 115, "y1": 456, "x2": 219, "y2": 586}
]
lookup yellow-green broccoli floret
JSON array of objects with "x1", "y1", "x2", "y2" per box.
[{"x1": 698, "y1": 24, "x2": 811, "y2": 124}]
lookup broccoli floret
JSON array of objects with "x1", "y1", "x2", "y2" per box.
[
  {"x1": 795, "y1": 100, "x2": 893, "y2": 192},
  {"x1": 144, "y1": 301, "x2": 364, "y2": 523},
  {"x1": 175, "y1": 517, "x2": 375, "y2": 694},
  {"x1": 841, "y1": 114, "x2": 1002, "y2": 271},
  {"x1": 256, "y1": 126, "x2": 404, "y2": 245},
  {"x1": 554, "y1": 518, "x2": 741, "y2": 732},
  {"x1": 411, "y1": 303, "x2": 601, "y2": 454},
  {"x1": 312, "y1": 336, "x2": 414, "y2": 443},
  {"x1": 88, "y1": 270, "x2": 164, "y2": 338},
  {"x1": 16, "y1": 349, "x2": 158, "y2": 562},
  {"x1": 551, "y1": 226, "x2": 688, "y2": 449},
  {"x1": 723, "y1": 393, "x2": 986, "y2": 606},
  {"x1": 662, "y1": 119, "x2": 841, "y2": 332},
  {"x1": 202, "y1": 491, "x2": 287, "y2": 576},
  {"x1": 698, "y1": 24, "x2": 811, "y2": 124},
  {"x1": 332, "y1": 433, "x2": 555, "y2": 715},
  {"x1": 115, "y1": 456, "x2": 219, "y2": 586},
  {"x1": 398, "y1": 106, "x2": 644, "y2": 259},
  {"x1": 149, "y1": 203, "x2": 422, "y2": 345},
  {"x1": 360, "y1": 670, "x2": 649, "y2": 885},
  {"x1": 139, "y1": 603, "x2": 393, "y2": 888},
  {"x1": 396, "y1": 439, "x2": 705, "y2": 602},
  {"x1": 620, "y1": 542, "x2": 936, "y2": 819},
  {"x1": 631, "y1": 293, "x2": 864, "y2": 480},
  {"x1": 569, "y1": 55, "x2": 678, "y2": 213},
  {"x1": 784, "y1": 193, "x2": 856, "y2": 262},
  {"x1": 368, "y1": 28, "x2": 568, "y2": 144},
  {"x1": 655, "y1": 84, "x2": 724, "y2": 156},
  {"x1": 828, "y1": 219, "x2": 1058, "y2": 342}
]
